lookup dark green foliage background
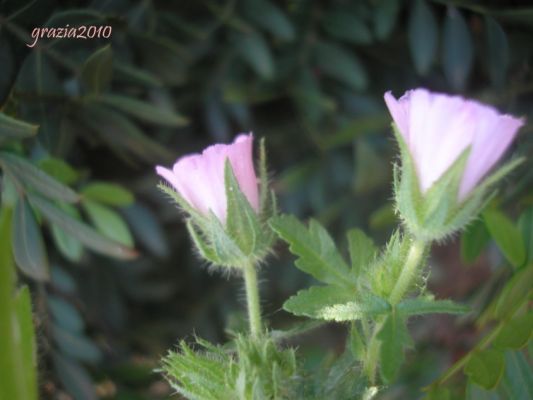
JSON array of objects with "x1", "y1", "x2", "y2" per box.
[{"x1": 0, "y1": 0, "x2": 532, "y2": 399}]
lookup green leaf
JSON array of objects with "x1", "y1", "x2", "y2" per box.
[
  {"x1": 369, "y1": 203, "x2": 396, "y2": 230},
  {"x1": 270, "y1": 215, "x2": 352, "y2": 286},
  {"x1": 81, "y1": 45, "x2": 113, "y2": 94},
  {"x1": 14, "y1": 286, "x2": 37, "y2": 399},
  {"x1": 500, "y1": 351, "x2": 533, "y2": 400},
  {"x1": 291, "y1": 68, "x2": 331, "y2": 124},
  {"x1": 354, "y1": 139, "x2": 389, "y2": 194},
  {"x1": 83, "y1": 200, "x2": 134, "y2": 247},
  {"x1": 464, "y1": 349, "x2": 505, "y2": 390},
  {"x1": 79, "y1": 106, "x2": 174, "y2": 163},
  {"x1": 53, "y1": 353, "x2": 97, "y2": 400},
  {"x1": 95, "y1": 93, "x2": 188, "y2": 127},
  {"x1": 162, "y1": 340, "x2": 233, "y2": 400},
  {"x1": 1, "y1": 174, "x2": 17, "y2": 207},
  {"x1": 48, "y1": 295, "x2": 84, "y2": 333},
  {"x1": 0, "y1": 152, "x2": 79, "y2": 203},
  {"x1": 347, "y1": 228, "x2": 377, "y2": 275},
  {"x1": 50, "y1": 266, "x2": 77, "y2": 294},
  {"x1": 0, "y1": 206, "x2": 37, "y2": 400},
  {"x1": 408, "y1": 0, "x2": 438, "y2": 75},
  {"x1": 283, "y1": 285, "x2": 389, "y2": 321},
  {"x1": 323, "y1": 11, "x2": 372, "y2": 44},
  {"x1": 485, "y1": 17, "x2": 509, "y2": 88},
  {"x1": 494, "y1": 264, "x2": 533, "y2": 319},
  {"x1": 0, "y1": 35, "x2": 14, "y2": 104},
  {"x1": 518, "y1": 207, "x2": 533, "y2": 264},
  {"x1": 373, "y1": 0, "x2": 400, "y2": 40},
  {"x1": 133, "y1": 34, "x2": 188, "y2": 86},
  {"x1": 51, "y1": 203, "x2": 84, "y2": 262},
  {"x1": 122, "y1": 203, "x2": 169, "y2": 258},
  {"x1": 398, "y1": 297, "x2": 469, "y2": 316},
  {"x1": 114, "y1": 62, "x2": 163, "y2": 88},
  {"x1": 0, "y1": 112, "x2": 38, "y2": 141},
  {"x1": 442, "y1": 7, "x2": 474, "y2": 90},
  {"x1": 12, "y1": 197, "x2": 49, "y2": 281},
  {"x1": 318, "y1": 114, "x2": 389, "y2": 151},
  {"x1": 424, "y1": 387, "x2": 451, "y2": 400},
  {"x1": 378, "y1": 312, "x2": 411, "y2": 383},
  {"x1": 0, "y1": 208, "x2": 38, "y2": 400},
  {"x1": 29, "y1": 194, "x2": 137, "y2": 260},
  {"x1": 465, "y1": 381, "x2": 500, "y2": 400},
  {"x1": 243, "y1": 0, "x2": 294, "y2": 41},
  {"x1": 16, "y1": 49, "x2": 62, "y2": 95},
  {"x1": 81, "y1": 182, "x2": 134, "y2": 206},
  {"x1": 270, "y1": 320, "x2": 326, "y2": 343},
  {"x1": 237, "y1": 32, "x2": 274, "y2": 79},
  {"x1": 38, "y1": 157, "x2": 79, "y2": 185},
  {"x1": 493, "y1": 313, "x2": 533, "y2": 350},
  {"x1": 484, "y1": 209, "x2": 526, "y2": 268},
  {"x1": 205, "y1": 95, "x2": 230, "y2": 140},
  {"x1": 313, "y1": 42, "x2": 367, "y2": 91},
  {"x1": 461, "y1": 218, "x2": 491, "y2": 263},
  {"x1": 52, "y1": 325, "x2": 102, "y2": 364}
]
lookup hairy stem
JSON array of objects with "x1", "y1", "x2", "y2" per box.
[
  {"x1": 364, "y1": 319, "x2": 384, "y2": 384},
  {"x1": 389, "y1": 239, "x2": 426, "y2": 305},
  {"x1": 365, "y1": 238, "x2": 427, "y2": 383},
  {"x1": 243, "y1": 261, "x2": 262, "y2": 338}
]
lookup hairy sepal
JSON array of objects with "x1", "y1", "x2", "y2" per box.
[{"x1": 393, "y1": 123, "x2": 522, "y2": 241}]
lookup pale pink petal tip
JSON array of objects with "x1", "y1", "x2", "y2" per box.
[
  {"x1": 234, "y1": 133, "x2": 254, "y2": 143},
  {"x1": 384, "y1": 88, "x2": 524, "y2": 199},
  {"x1": 155, "y1": 133, "x2": 259, "y2": 222}
]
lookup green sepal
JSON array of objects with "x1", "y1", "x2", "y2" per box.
[
  {"x1": 158, "y1": 154, "x2": 277, "y2": 268},
  {"x1": 258, "y1": 137, "x2": 269, "y2": 217},
  {"x1": 225, "y1": 159, "x2": 261, "y2": 256},
  {"x1": 393, "y1": 124, "x2": 423, "y2": 233},
  {"x1": 157, "y1": 182, "x2": 208, "y2": 226},
  {"x1": 186, "y1": 220, "x2": 221, "y2": 265},
  {"x1": 370, "y1": 231, "x2": 411, "y2": 299},
  {"x1": 393, "y1": 122, "x2": 524, "y2": 241},
  {"x1": 208, "y1": 210, "x2": 249, "y2": 268}
]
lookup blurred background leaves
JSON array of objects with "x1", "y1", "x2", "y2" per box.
[{"x1": 0, "y1": 0, "x2": 532, "y2": 399}]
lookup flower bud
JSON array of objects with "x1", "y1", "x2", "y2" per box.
[
  {"x1": 156, "y1": 134, "x2": 276, "y2": 268},
  {"x1": 385, "y1": 88, "x2": 524, "y2": 241}
]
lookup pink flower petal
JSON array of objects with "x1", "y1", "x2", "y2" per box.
[
  {"x1": 156, "y1": 134, "x2": 259, "y2": 222},
  {"x1": 384, "y1": 88, "x2": 524, "y2": 199}
]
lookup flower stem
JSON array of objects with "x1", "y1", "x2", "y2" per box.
[
  {"x1": 364, "y1": 238, "x2": 427, "y2": 384},
  {"x1": 389, "y1": 238, "x2": 426, "y2": 305},
  {"x1": 243, "y1": 261, "x2": 262, "y2": 338},
  {"x1": 364, "y1": 320, "x2": 384, "y2": 384}
]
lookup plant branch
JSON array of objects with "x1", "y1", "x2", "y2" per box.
[{"x1": 364, "y1": 238, "x2": 427, "y2": 383}]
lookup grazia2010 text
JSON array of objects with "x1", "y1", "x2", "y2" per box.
[{"x1": 26, "y1": 25, "x2": 112, "y2": 48}]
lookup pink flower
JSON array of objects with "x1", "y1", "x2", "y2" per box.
[
  {"x1": 156, "y1": 134, "x2": 259, "y2": 222},
  {"x1": 384, "y1": 88, "x2": 524, "y2": 200}
]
